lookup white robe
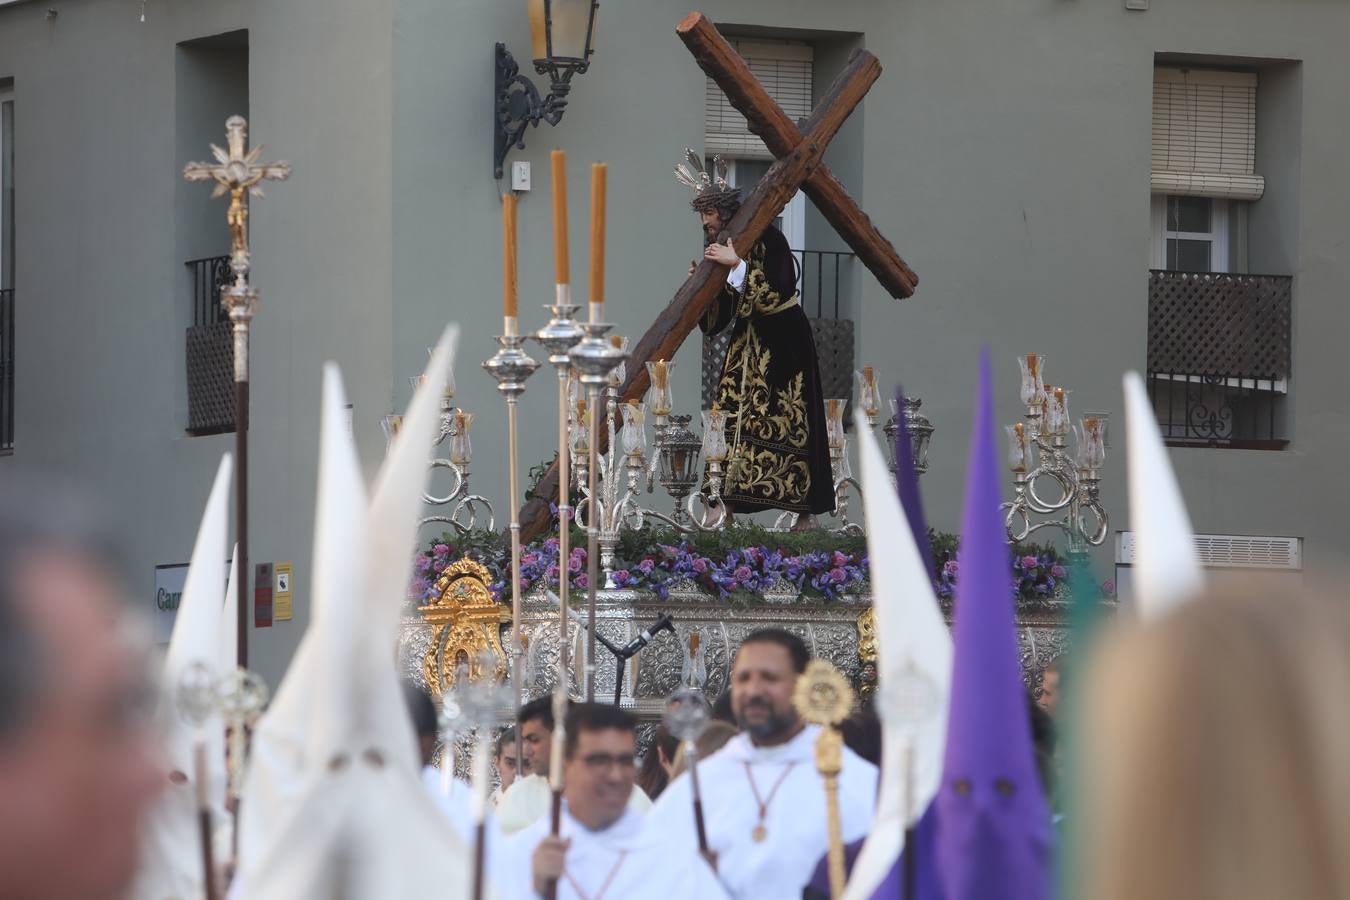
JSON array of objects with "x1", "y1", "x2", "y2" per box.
[
  {"x1": 645, "y1": 724, "x2": 878, "y2": 900},
  {"x1": 496, "y1": 773, "x2": 651, "y2": 835},
  {"x1": 491, "y1": 805, "x2": 729, "y2": 900},
  {"x1": 422, "y1": 764, "x2": 478, "y2": 843}
]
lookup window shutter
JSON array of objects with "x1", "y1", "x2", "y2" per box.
[
  {"x1": 1151, "y1": 67, "x2": 1263, "y2": 200},
  {"x1": 705, "y1": 40, "x2": 813, "y2": 160}
]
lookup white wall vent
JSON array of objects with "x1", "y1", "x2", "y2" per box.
[{"x1": 1117, "y1": 532, "x2": 1302, "y2": 570}]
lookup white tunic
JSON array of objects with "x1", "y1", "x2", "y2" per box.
[
  {"x1": 496, "y1": 773, "x2": 651, "y2": 835},
  {"x1": 492, "y1": 805, "x2": 729, "y2": 900},
  {"x1": 422, "y1": 763, "x2": 478, "y2": 843},
  {"x1": 645, "y1": 724, "x2": 878, "y2": 900}
]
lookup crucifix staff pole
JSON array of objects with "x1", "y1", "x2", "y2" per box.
[{"x1": 184, "y1": 116, "x2": 291, "y2": 670}]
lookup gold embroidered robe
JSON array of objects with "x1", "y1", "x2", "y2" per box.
[{"x1": 700, "y1": 230, "x2": 835, "y2": 515}]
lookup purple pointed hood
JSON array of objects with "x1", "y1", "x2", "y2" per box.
[{"x1": 935, "y1": 351, "x2": 1053, "y2": 900}]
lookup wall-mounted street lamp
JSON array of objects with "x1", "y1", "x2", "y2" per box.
[{"x1": 494, "y1": 0, "x2": 600, "y2": 178}]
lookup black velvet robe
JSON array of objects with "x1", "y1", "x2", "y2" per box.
[{"x1": 700, "y1": 225, "x2": 835, "y2": 516}]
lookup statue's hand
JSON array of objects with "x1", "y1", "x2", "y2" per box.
[{"x1": 703, "y1": 239, "x2": 740, "y2": 268}]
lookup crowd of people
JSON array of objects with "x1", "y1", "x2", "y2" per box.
[{"x1": 6, "y1": 478, "x2": 1350, "y2": 898}]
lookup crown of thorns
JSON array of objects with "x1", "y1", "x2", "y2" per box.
[{"x1": 674, "y1": 148, "x2": 742, "y2": 213}]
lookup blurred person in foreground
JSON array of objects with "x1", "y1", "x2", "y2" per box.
[
  {"x1": 0, "y1": 480, "x2": 162, "y2": 899},
  {"x1": 1084, "y1": 577, "x2": 1350, "y2": 900}
]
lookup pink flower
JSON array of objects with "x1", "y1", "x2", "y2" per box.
[
  {"x1": 433, "y1": 543, "x2": 450, "y2": 556},
  {"x1": 944, "y1": 560, "x2": 959, "y2": 575},
  {"x1": 520, "y1": 577, "x2": 531, "y2": 590},
  {"x1": 638, "y1": 558, "x2": 655, "y2": 575},
  {"x1": 734, "y1": 565, "x2": 752, "y2": 581},
  {"x1": 829, "y1": 567, "x2": 847, "y2": 583},
  {"x1": 1051, "y1": 564, "x2": 1067, "y2": 578},
  {"x1": 1021, "y1": 555, "x2": 1039, "y2": 570},
  {"x1": 568, "y1": 556, "x2": 583, "y2": 574},
  {"x1": 831, "y1": 550, "x2": 849, "y2": 567},
  {"x1": 692, "y1": 558, "x2": 708, "y2": 574},
  {"x1": 574, "y1": 574, "x2": 589, "y2": 589}
]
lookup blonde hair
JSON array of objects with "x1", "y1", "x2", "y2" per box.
[
  {"x1": 670, "y1": 721, "x2": 739, "y2": 777},
  {"x1": 1084, "y1": 577, "x2": 1350, "y2": 900}
]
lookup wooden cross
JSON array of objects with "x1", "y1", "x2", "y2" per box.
[{"x1": 518, "y1": 11, "x2": 918, "y2": 543}]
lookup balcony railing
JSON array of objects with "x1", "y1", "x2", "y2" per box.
[
  {"x1": 1147, "y1": 269, "x2": 1292, "y2": 449},
  {"x1": 1, "y1": 288, "x2": 12, "y2": 453},
  {"x1": 184, "y1": 256, "x2": 234, "y2": 435},
  {"x1": 702, "y1": 249, "x2": 858, "y2": 411}
]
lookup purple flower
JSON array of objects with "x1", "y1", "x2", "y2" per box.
[
  {"x1": 637, "y1": 558, "x2": 655, "y2": 575},
  {"x1": 433, "y1": 543, "x2": 450, "y2": 556},
  {"x1": 544, "y1": 537, "x2": 560, "y2": 551},
  {"x1": 693, "y1": 558, "x2": 708, "y2": 574},
  {"x1": 522, "y1": 551, "x2": 540, "y2": 566},
  {"x1": 574, "y1": 574, "x2": 589, "y2": 589},
  {"x1": 569, "y1": 556, "x2": 583, "y2": 574},
  {"x1": 734, "y1": 565, "x2": 752, "y2": 582},
  {"x1": 546, "y1": 563, "x2": 560, "y2": 581},
  {"x1": 520, "y1": 577, "x2": 531, "y2": 591},
  {"x1": 944, "y1": 560, "x2": 959, "y2": 575},
  {"x1": 1021, "y1": 555, "x2": 1039, "y2": 570},
  {"x1": 1051, "y1": 564, "x2": 1067, "y2": 578},
  {"x1": 829, "y1": 567, "x2": 847, "y2": 583}
]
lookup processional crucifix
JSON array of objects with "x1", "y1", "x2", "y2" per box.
[
  {"x1": 518, "y1": 12, "x2": 919, "y2": 544},
  {"x1": 184, "y1": 116, "x2": 291, "y2": 668}
]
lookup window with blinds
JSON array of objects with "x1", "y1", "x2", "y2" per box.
[
  {"x1": 705, "y1": 40, "x2": 813, "y2": 160},
  {"x1": 1151, "y1": 66, "x2": 1264, "y2": 200}
]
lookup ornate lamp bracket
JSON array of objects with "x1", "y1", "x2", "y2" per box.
[{"x1": 494, "y1": 43, "x2": 583, "y2": 179}]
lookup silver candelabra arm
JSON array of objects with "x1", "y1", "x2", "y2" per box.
[{"x1": 420, "y1": 459, "x2": 495, "y2": 534}]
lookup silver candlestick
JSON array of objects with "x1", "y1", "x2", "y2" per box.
[
  {"x1": 482, "y1": 331, "x2": 539, "y2": 763},
  {"x1": 532, "y1": 301, "x2": 585, "y2": 705},
  {"x1": 1003, "y1": 354, "x2": 1109, "y2": 556},
  {"x1": 568, "y1": 324, "x2": 626, "y2": 702}
]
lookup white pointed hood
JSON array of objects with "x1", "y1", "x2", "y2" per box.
[
  {"x1": 1123, "y1": 371, "x2": 1204, "y2": 619},
  {"x1": 238, "y1": 331, "x2": 485, "y2": 898},
  {"x1": 130, "y1": 454, "x2": 233, "y2": 899},
  {"x1": 843, "y1": 414, "x2": 953, "y2": 900},
  {"x1": 220, "y1": 547, "x2": 238, "y2": 678}
]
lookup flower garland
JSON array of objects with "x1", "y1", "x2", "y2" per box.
[{"x1": 411, "y1": 526, "x2": 1113, "y2": 607}]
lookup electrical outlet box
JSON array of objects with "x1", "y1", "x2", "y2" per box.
[{"x1": 512, "y1": 161, "x2": 531, "y2": 191}]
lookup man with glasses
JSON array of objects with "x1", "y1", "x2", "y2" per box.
[
  {"x1": 493, "y1": 703, "x2": 728, "y2": 899},
  {"x1": 497, "y1": 696, "x2": 650, "y2": 834}
]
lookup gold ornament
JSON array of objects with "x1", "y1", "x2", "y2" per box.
[
  {"x1": 792, "y1": 659, "x2": 853, "y2": 900},
  {"x1": 793, "y1": 659, "x2": 854, "y2": 728},
  {"x1": 418, "y1": 557, "x2": 510, "y2": 698}
]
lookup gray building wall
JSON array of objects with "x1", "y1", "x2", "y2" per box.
[{"x1": 2, "y1": 0, "x2": 1347, "y2": 682}]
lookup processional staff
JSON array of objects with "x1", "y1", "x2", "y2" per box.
[
  {"x1": 794, "y1": 659, "x2": 855, "y2": 900},
  {"x1": 484, "y1": 190, "x2": 539, "y2": 773},
  {"x1": 663, "y1": 636, "x2": 714, "y2": 862},
  {"x1": 183, "y1": 116, "x2": 290, "y2": 670},
  {"x1": 531, "y1": 149, "x2": 587, "y2": 900}
]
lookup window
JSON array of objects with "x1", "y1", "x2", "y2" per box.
[
  {"x1": 1, "y1": 85, "x2": 13, "y2": 454},
  {"x1": 1146, "y1": 63, "x2": 1289, "y2": 449},
  {"x1": 703, "y1": 39, "x2": 810, "y2": 256},
  {"x1": 1151, "y1": 195, "x2": 1228, "y2": 273},
  {"x1": 1, "y1": 86, "x2": 12, "y2": 290}
]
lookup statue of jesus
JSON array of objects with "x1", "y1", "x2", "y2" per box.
[{"x1": 675, "y1": 151, "x2": 835, "y2": 528}]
